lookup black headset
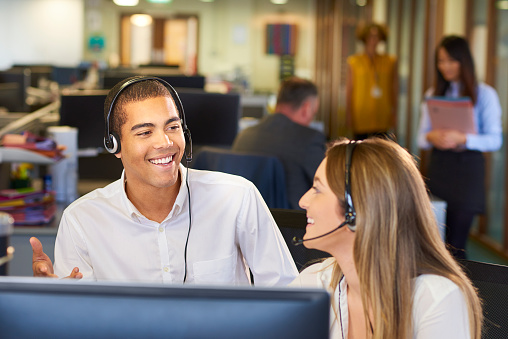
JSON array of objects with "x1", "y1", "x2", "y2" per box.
[
  {"x1": 104, "y1": 76, "x2": 192, "y2": 163},
  {"x1": 343, "y1": 141, "x2": 357, "y2": 232}
]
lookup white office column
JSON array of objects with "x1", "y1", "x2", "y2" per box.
[{"x1": 47, "y1": 126, "x2": 78, "y2": 203}]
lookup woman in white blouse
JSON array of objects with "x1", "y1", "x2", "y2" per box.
[{"x1": 290, "y1": 138, "x2": 482, "y2": 339}]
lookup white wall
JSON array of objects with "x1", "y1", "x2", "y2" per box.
[
  {"x1": 443, "y1": 0, "x2": 466, "y2": 36},
  {"x1": 0, "y1": 0, "x2": 84, "y2": 70}
]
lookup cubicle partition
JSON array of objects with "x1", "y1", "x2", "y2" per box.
[
  {"x1": 102, "y1": 72, "x2": 205, "y2": 90},
  {"x1": 11, "y1": 65, "x2": 52, "y2": 88},
  {"x1": 0, "y1": 83, "x2": 21, "y2": 113},
  {"x1": 0, "y1": 70, "x2": 30, "y2": 112}
]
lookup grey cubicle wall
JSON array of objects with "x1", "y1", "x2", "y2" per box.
[{"x1": 0, "y1": 69, "x2": 30, "y2": 112}]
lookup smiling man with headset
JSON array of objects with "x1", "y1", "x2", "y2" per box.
[{"x1": 30, "y1": 76, "x2": 297, "y2": 285}]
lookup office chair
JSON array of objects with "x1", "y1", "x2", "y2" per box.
[
  {"x1": 269, "y1": 208, "x2": 330, "y2": 271},
  {"x1": 459, "y1": 259, "x2": 508, "y2": 339},
  {"x1": 192, "y1": 147, "x2": 290, "y2": 209}
]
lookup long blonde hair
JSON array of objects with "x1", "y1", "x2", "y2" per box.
[{"x1": 325, "y1": 138, "x2": 482, "y2": 339}]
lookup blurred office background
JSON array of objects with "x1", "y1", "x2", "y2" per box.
[{"x1": 1, "y1": 0, "x2": 508, "y2": 269}]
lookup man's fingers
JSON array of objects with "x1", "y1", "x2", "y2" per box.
[
  {"x1": 34, "y1": 262, "x2": 49, "y2": 274},
  {"x1": 31, "y1": 237, "x2": 57, "y2": 277},
  {"x1": 65, "y1": 267, "x2": 83, "y2": 280},
  {"x1": 30, "y1": 237, "x2": 44, "y2": 256},
  {"x1": 33, "y1": 262, "x2": 57, "y2": 278}
]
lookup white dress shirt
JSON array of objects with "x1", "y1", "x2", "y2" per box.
[
  {"x1": 54, "y1": 164, "x2": 298, "y2": 285},
  {"x1": 290, "y1": 258, "x2": 471, "y2": 339}
]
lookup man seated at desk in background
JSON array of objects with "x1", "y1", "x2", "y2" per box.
[
  {"x1": 30, "y1": 76, "x2": 298, "y2": 285},
  {"x1": 232, "y1": 77, "x2": 326, "y2": 210}
]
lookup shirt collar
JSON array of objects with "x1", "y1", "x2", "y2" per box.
[
  {"x1": 120, "y1": 164, "x2": 189, "y2": 222},
  {"x1": 448, "y1": 81, "x2": 460, "y2": 97}
]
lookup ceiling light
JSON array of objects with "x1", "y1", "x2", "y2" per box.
[
  {"x1": 496, "y1": 0, "x2": 508, "y2": 10},
  {"x1": 113, "y1": 0, "x2": 138, "y2": 6},
  {"x1": 201, "y1": 0, "x2": 215, "y2": 2},
  {"x1": 130, "y1": 14, "x2": 153, "y2": 27},
  {"x1": 271, "y1": 0, "x2": 288, "y2": 4},
  {"x1": 147, "y1": 0, "x2": 172, "y2": 3}
]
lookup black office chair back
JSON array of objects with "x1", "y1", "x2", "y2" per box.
[
  {"x1": 193, "y1": 147, "x2": 290, "y2": 209},
  {"x1": 459, "y1": 259, "x2": 508, "y2": 339},
  {"x1": 269, "y1": 208, "x2": 330, "y2": 271}
]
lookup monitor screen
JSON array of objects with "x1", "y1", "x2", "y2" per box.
[
  {"x1": 0, "y1": 277, "x2": 330, "y2": 339},
  {"x1": 59, "y1": 92, "x2": 108, "y2": 150},
  {"x1": 0, "y1": 70, "x2": 30, "y2": 112},
  {"x1": 0, "y1": 83, "x2": 21, "y2": 112},
  {"x1": 51, "y1": 66, "x2": 85, "y2": 85},
  {"x1": 103, "y1": 74, "x2": 205, "y2": 90},
  {"x1": 178, "y1": 90, "x2": 241, "y2": 147}
]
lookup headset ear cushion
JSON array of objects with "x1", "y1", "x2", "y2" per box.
[
  {"x1": 347, "y1": 223, "x2": 356, "y2": 232},
  {"x1": 105, "y1": 132, "x2": 121, "y2": 154}
]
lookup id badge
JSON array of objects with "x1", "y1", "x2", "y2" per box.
[{"x1": 371, "y1": 86, "x2": 382, "y2": 98}]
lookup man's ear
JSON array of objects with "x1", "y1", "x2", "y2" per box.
[
  {"x1": 115, "y1": 151, "x2": 122, "y2": 159},
  {"x1": 300, "y1": 99, "x2": 313, "y2": 119}
]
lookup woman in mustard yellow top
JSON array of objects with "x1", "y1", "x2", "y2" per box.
[{"x1": 346, "y1": 23, "x2": 398, "y2": 140}]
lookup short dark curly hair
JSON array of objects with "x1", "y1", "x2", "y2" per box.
[
  {"x1": 356, "y1": 22, "x2": 388, "y2": 43},
  {"x1": 104, "y1": 78, "x2": 173, "y2": 138}
]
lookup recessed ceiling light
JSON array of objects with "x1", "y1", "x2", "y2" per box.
[
  {"x1": 130, "y1": 14, "x2": 153, "y2": 26},
  {"x1": 496, "y1": 0, "x2": 508, "y2": 10},
  {"x1": 271, "y1": 0, "x2": 288, "y2": 4},
  {"x1": 113, "y1": 0, "x2": 138, "y2": 6}
]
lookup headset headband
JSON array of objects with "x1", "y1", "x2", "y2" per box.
[{"x1": 344, "y1": 141, "x2": 357, "y2": 231}]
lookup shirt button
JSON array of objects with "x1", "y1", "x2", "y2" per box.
[
  {"x1": 159, "y1": 227, "x2": 164, "y2": 232},
  {"x1": 163, "y1": 267, "x2": 169, "y2": 272}
]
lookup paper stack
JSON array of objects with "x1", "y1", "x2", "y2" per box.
[{"x1": 0, "y1": 188, "x2": 56, "y2": 226}]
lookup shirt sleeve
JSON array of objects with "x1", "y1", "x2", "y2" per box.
[
  {"x1": 413, "y1": 277, "x2": 471, "y2": 339},
  {"x1": 465, "y1": 84, "x2": 503, "y2": 152},
  {"x1": 54, "y1": 209, "x2": 94, "y2": 279},
  {"x1": 417, "y1": 101, "x2": 433, "y2": 150},
  {"x1": 236, "y1": 183, "x2": 298, "y2": 286}
]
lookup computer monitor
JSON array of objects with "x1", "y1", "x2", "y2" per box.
[
  {"x1": 59, "y1": 89, "x2": 241, "y2": 149},
  {"x1": 102, "y1": 74, "x2": 205, "y2": 90},
  {"x1": 51, "y1": 66, "x2": 84, "y2": 85},
  {"x1": 178, "y1": 90, "x2": 241, "y2": 147},
  {"x1": 0, "y1": 70, "x2": 30, "y2": 112},
  {"x1": 11, "y1": 65, "x2": 53, "y2": 87},
  {"x1": 59, "y1": 92, "x2": 108, "y2": 150},
  {"x1": 0, "y1": 83, "x2": 21, "y2": 112},
  {"x1": 0, "y1": 277, "x2": 330, "y2": 339}
]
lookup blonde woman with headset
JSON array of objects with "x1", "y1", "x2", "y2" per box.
[{"x1": 290, "y1": 138, "x2": 482, "y2": 339}]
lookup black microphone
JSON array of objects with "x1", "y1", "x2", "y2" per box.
[{"x1": 292, "y1": 220, "x2": 348, "y2": 246}]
